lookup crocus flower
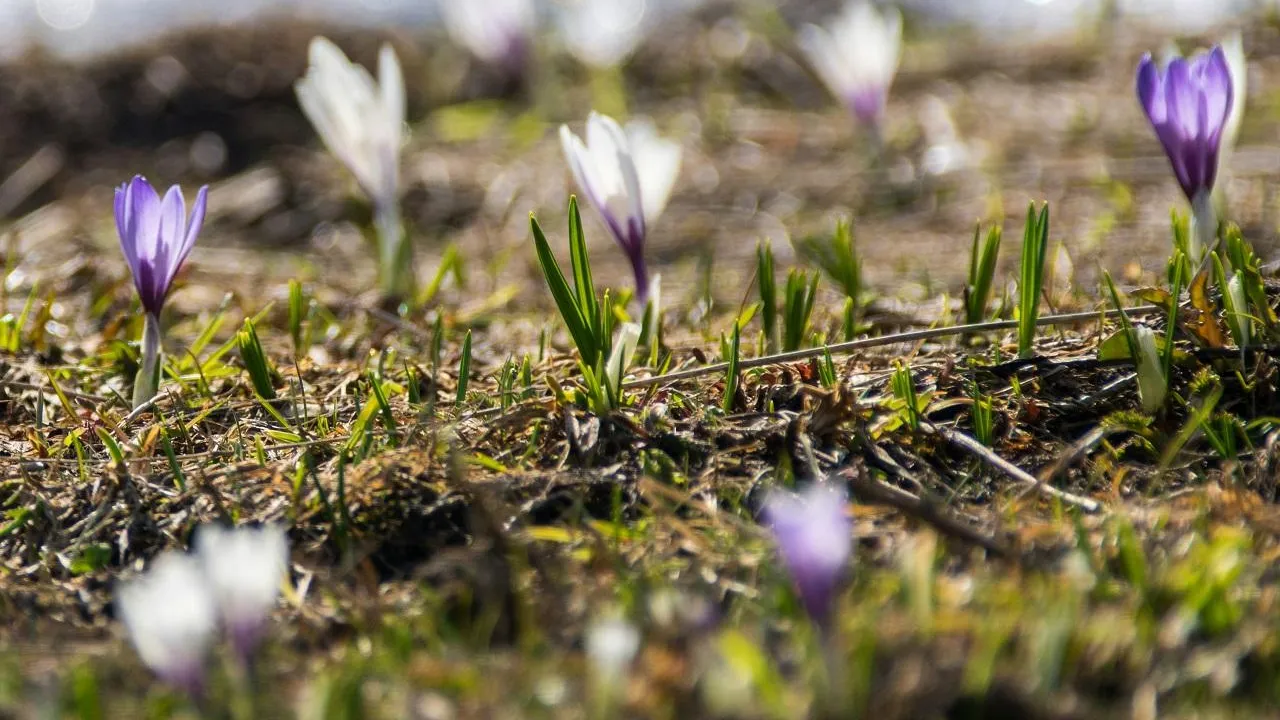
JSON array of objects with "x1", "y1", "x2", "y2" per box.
[
  {"x1": 442, "y1": 0, "x2": 536, "y2": 73},
  {"x1": 114, "y1": 176, "x2": 208, "y2": 409},
  {"x1": 557, "y1": 0, "x2": 648, "y2": 70},
  {"x1": 560, "y1": 112, "x2": 682, "y2": 305},
  {"x1": 295, "y1": 37, "x2": 410, "y2": 299},
  {"x1": 195, "y1": 523, "x2": 289, "y2": 664},
  {"x1": 762, "y1": 482, "x2": 852, "y2": 628},
  {"x1": 116, "y1": 551, "x2": 219, "y2": 697},
  {"x1": 798, "y1": 1, "x2": 903, "y2": 129},
  {"x1": 1136, "y1": 46, "x2": 1233, "y2": 263}
]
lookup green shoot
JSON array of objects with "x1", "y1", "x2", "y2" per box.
[
  {"x1": 891, "y1": 362, "x2": 921, "y2": 431},
  {"x1": 965, "y1": 223, "x2": 1002, "y2": 325},
  {"x1": 1017, "y1": 202, "x2": 1050, "y2": 358},
  {"x1": 971, "y1": 381, "x2": 994, "y2": 446},
  {"x1": 781, "y1": 269, "x2": 819, "y2": 352},
  {"x1": 795, "y1": 218, "x2": 862, "y2": 304},
  {"x1": 237, "y1": 318, "x2": 278, "y2": 400},
  {"x1": 288, "y1": 279, "x2": 308, "y2": 356},
  {"x1": 723, "y1": 320, "x2": 741, "y2": 412},
  {"x1": 757, "y1": 241, "x2": 778, "y2": 352},
  {"x1": 456, "y1": 328, "x2": 472, "y2": 406}
]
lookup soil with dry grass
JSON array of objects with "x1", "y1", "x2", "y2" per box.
[{"x1": 4, "y1": 6, "x2": 1280, "y2": 719}]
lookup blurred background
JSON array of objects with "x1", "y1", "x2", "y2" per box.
[{"x1": 0, "y1": 0, "x2": 1275, "y2": 318}]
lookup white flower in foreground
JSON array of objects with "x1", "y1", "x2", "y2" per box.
[
  {"x1": 585, "y1": 615, "x2": 640, "y2": 689},
  {"x1": 295, "y1": 37, "x2": 410, "y2": 297},
  {"x1": 559, "y1": 112, "x2": 682, "y2": 305},
  {"x1": 798, "y1": 1, "x2": 903, "y2": 127},
  {"x1": 557, "y1": 0, "x2": 648, "y2": 69},
  {"x1": 1132, "y1": 326, "x2": 1167, "y2": 414},
  {"x1": 196, "y1": 523, "x2": 289, "y2": 663},
  {"x1": 116, "y1": 551, "x2": 218, "y2": 696},
  {"x1": 442, "y1": 0, "x2": 536, "y2": 71}
]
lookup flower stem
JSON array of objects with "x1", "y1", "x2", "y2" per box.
[
  {"x1": 132, "y1": 312, "x2": 162, "y2": 409},
  {"x1": 1190, "y1": 189, "x2": 1217, "y2": 267},
  {"x1": 375, "y1": 200, "x2": 413, "y2": 303}
]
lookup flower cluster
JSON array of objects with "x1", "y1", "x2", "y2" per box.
[{"x1": 116, "y1": 524, "x2": 289, "y2": 695}]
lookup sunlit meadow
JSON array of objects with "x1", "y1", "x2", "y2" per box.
[{"x1": 4, "y1": 1, "x2": 1280, "y2": 718}]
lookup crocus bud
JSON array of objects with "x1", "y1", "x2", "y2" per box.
[
  {"x1": 116, "y1": 551, "x2": 218, "y2": 697},
  {"x1": 1132, "y1": 325, "x2": 1167, "y2": 414},
  {"x1": 295, "y1": 37, "x2": 410, "y2": 299},
  {"x1": 762, "y1": 482, "x2": 853, "y2": 628},
  {"x1": 798, "y1": 1, "x2": 903, "y2": 129},
  {"x1": 195, "y1": 524, "x2": 289, "y2": 665},
  {"x1": 1136, "y1": 46, "x2": 1233, "y2": 263},
  {"x1": 114, "y1": 176, "x2": 208, "y2": 409},
  {"x1": 442, "y1": 0, "x2": 536, "y2": 74},
  {"x1": 559, "y1": 112, "x2": 681, "y2": 306}
]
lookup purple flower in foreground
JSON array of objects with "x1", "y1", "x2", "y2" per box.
[
  {"x1": 762, "y1": 482, "x2": 852, "y2": 628},
  {"x1": 1136, "y1": 47, "x2": 1233, "y2": 204},
  {"x1": 114, "y1": 176, "x2": 208, "y2": 317}
]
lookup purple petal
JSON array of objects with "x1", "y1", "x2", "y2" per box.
[
  {"x1": 1135, "y1": 47, "x2": 1235, "y2": 201},
  {"x1": 172, "y1": 186, "x2": 208, "y2": 280},
  {"x1": 762, "y1": 483, "x2": 852, "y2": 627}
]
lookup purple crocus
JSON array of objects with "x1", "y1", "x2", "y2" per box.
[
  {"x1": 114, "y1": 176, "x2": 208, "y2": 408},
  {"x1": 762, "y1": 482, "x2": 853, "y2": 628},
  {"x1": 115, "y1": 176, "x2": 208, "y2": 317},
  {"x1": 1136, "y1": 47, "x2": 1233, "y2": 262}
]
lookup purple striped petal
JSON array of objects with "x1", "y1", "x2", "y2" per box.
[
  {"x1": 1136, "y1": 46, "x2": 1234, "y2": 201},
  {"x1": 114, "y1": 176, "x2": 207, "y2": 316}
]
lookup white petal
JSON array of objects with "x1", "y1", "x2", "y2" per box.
[
  {"x1": 626, "y1": 119, "x2": 682, "y2": 224},
  {"x1": 116, "y1": 552, "x2": 217, "y2": 681},
  {"x1": 558, "y1": 0, "x2": 647, "y2": 68},
  {"x1": 195, "y1": 524, "x2": 289, "y2": 631}
]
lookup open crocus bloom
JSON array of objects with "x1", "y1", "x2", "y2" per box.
[
  {"x1": 798, "y1": 1, "x2": 903, "y2": 128},
  {"x1": 114, "y1": 176, "x2": 208, "y2": 408},
  {"x1": 1136, "y1": 46, "x2": 1233, "y2": 205},
  {"x1": 195, "y1": 524, "x2": 289, "y2": 664},
  {"x1": 295, "y1": 37, "x2": 409, "y2": 297},
  {"x1": 559, "y1": 112, "x2": 681, "y2": 305},
  {"x1": 762, "y1": 482, "x2": 853, "y2": 628},
  {"x1": 116, "y1": 551, "x2": 218, "y2": 697},
  {"x1": 557, "y1": 0, "x2": 648, "y2": 69},
  {"x1": 442, "y1": 0, "x2": 536, "y2": 71},
  {"x1": 114, "y1": 176, "x2": 208, "y2": 318}
]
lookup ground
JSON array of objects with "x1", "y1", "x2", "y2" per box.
[{"x1": 3, "y1": 4, "x2": 1280, "y2": 719}]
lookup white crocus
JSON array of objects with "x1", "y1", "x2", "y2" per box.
[
  {"x1": 295, "y1": 37, "x2": 410, "y2": 298},
  {"x1": 1132, "y1": 326, "x2": 1167, "y2": 414},
  {"x1": 560, "y1": 112, "x2": 681, "y2": 305},
  {"x1": 798, "y1": 1, "x2": 903, "y2": 128},
  {"x1": 116, "y1": 551, "x2": 218, "y2": 696},
  {"x1": 195, "y1": 524, "x2": 289, "y2": 663},
  {"x1": 557, "y1": 0, "x2": 648, "y2": 69},
  {"x1": 442, "y1": 0, "x2": 536, "y2": 70}
]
